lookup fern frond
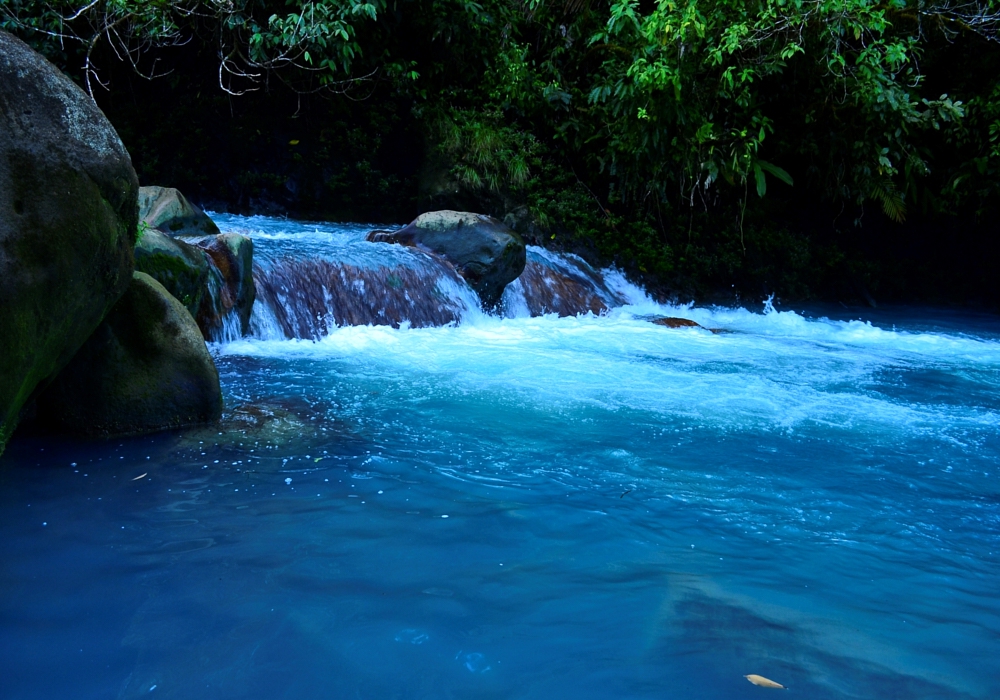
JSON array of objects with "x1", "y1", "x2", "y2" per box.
[{"x1": 869, "y1": 177, "x2": 907, "y2": 223}]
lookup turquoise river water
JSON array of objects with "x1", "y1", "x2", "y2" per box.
[{"x1": 1, "y1": 215, "x2": 998, "y2": 699}]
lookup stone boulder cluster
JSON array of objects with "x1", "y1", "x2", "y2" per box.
[
  {"x1": 0, "y1": 32, "x2": 250, "y2": 455},
  {"x1": 134, "y1": 187, "x2": 255, "y2": 338},
  {"x1": 0, "y1": 31, "x2": 527, "y2": 457}
]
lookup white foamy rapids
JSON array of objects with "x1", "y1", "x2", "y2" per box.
[
  {"x1": 210, "y1": 212, "x2": 1000, "y2": 366},
  {"x1": 499, "y1": 277, "x2": 532, "y2": 318},
  {"x1": 219, "y1": 307, "x2": 1000, "y2": 443}
]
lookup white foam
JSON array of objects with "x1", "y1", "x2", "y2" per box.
[
  {"x1": 211, "y1": 211, "x2": 1000, "y2": 440},
  {"x1": 219, "y1": 306, "x2": 1000, "y2": 443}
]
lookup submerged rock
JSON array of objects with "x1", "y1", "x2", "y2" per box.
[
  {"x1": 181, "y1": 402, "x2": 317, "y2": 450},
  {"x1": 517, "y1": 260, "x2": 609, "y2": 317},
  {"x1": 252, "y1": 257, "x2": 472, "y2": 337},
  {"x1": 36, "y1": 272, "x2": 223, "y2": 437},
  {"x1": 651, "y1": 316, "x2": 702, "y2": 329},
  {"x1": 367, "y1": 211, "x2": 526, "y2": 310},
  {"x1": 138, "y1": 185, "x2": 220, "y2": 237},
  {"x1": 509, "y1": 249, "x2": 629, "y2": 317},
  {"x1": 648, "y1": 316, "x2": 728, "y2": 333},
  {"x1": 0, "y1": 31, "x2": 137, "y2": 454}
]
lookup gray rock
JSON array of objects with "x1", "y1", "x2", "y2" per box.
[
  {"x1": 36, "y1": 272, "x2": 223, "y2": 437},
  {"x1": 0, "y1": 31, "x2": 137, "y2": 454},
  {"x1": 136, "y1": 229, "x2": 255, "y2": 340},
  {"x1": 134, "y1": 228, "x2": 213, "y2": 317},
  {"x1": 367, "y1": 210, "x2": 526, "y2": 310},
  {"x1": 138, "y1": 185, "x2": 220, "y2": 237}
]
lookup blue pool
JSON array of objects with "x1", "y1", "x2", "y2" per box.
[{"x1": 1, "y1": 215, "x2": 998, "y2": 699}]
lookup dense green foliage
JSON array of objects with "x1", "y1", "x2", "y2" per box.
[{"x1": 5, "y1": 0, "x2": 1000, "y2": 301}]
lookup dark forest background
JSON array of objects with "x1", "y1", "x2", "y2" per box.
[{"x1": 5, "y1": 0, "x2": 1000, "y2": 306}]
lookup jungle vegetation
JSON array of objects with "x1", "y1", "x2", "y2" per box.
[{"x1": 4, "y1": 0, "x2": 1000, "y2": 303}]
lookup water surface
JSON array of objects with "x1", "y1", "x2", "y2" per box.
[{"x1": 1, "y1": 215, "x2": 998, "y2": 699}]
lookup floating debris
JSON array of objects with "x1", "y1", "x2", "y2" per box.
[
  {"x1": 744, "y1": 674, "x2": 786, "y2": 689},
  {"x1": 131, "y1": 473, "x2": 147, "y2": 481}
]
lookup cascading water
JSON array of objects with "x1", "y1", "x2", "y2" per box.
[
  {"x1": 501, "y1": 246, "x2": 633, "y2": 318},
  {"x1": 217, "y1": 216, "x2": 485, "y2": 339},
  {"x1": 207, "y1": 214, "x2": 643, "y2": 339},
  {"x1": 2, "y1": 212, "x2": 998, "y2": 700}
]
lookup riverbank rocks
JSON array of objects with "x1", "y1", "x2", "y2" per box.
[
  {"x1": 0, "y1": 31, "x2": 138, "y2": 455},
  {"x1": 36, "y1": 272, "x2": 223, "y2": 437},
  {"x1": 192, "y1": 233, "x2": 256, "y2": 337},
  {"x1": 367, "y1": 211, "x2": 526, "y2": 310},
  {"x1": 135, "y1": 228, "x2": 255, "y2": 339},
  {"x1": 134, "y1": 228, "x2": 212, "y2": 316},
  {"x1": 139, "y1": 185, "x2": 220, "y2": 237}
]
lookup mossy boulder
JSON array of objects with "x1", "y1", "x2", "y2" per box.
[
  {"x1": 135, "y1": 229, "x2": 255, "y2": 340},
  {"x1": 36, "y1": 272, "x2": 223, "y2": 437},
  {"x1": 0, "y1": 31, "x2": 137, "y2": 455},
  {"x1": 134, "y1": 228, "x2": 212, "y2": 316},
  {"x1": 138, "y1": 185, "x2": 220, "y2": 237},
  {"x1": 367, "y1": 211, "x2": 526, "y2": 310}
]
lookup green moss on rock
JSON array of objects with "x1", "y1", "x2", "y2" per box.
[{"x1": 134, "y1": 228, "x2": 211, "y2": 315}]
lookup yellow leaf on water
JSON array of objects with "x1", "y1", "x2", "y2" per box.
[
  {"x1": 744, "y1": 674, "x2": 785, "y2": 689},
  {"x1": 289, "y1": 139, "x2": 300, "y2": 145},
  {"x1": 131, "y1": 473, "x2": 147, "y2": 481}
]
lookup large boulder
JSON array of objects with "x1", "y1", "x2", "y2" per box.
[
  {"x1": 367, "y1": 211, "x2": 526, "y2": 310},
  {"x1": 0, "y1": 31, "x2": 137, "y2": 454},
  {"x1": 36, "y1": 272, "x2": 223, "y2": 437},
  {"x1": 138, "y1": 185, "x2": 219, "y2": 237}
]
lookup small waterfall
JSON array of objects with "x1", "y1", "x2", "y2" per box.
[
  {"x1": 250, "y1": 251, "x2": 482, "y2": 340},
  {"x1": 213, "y1": 309, "x2": 245, "y2": 343},
  {"x1": 212, "y1": 215, "x2": 648, "y2": 341},
  {"x1": 501, "y1": 247, "x2": 631, "y2": 318}
]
